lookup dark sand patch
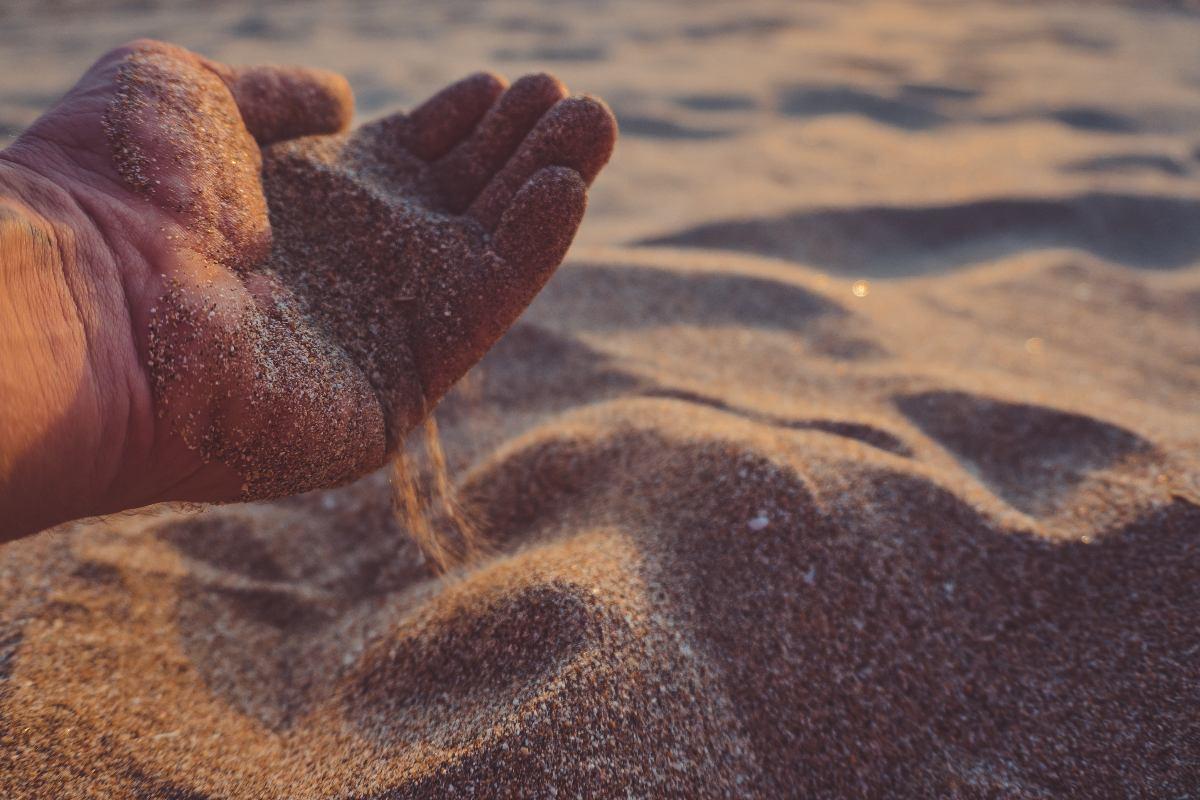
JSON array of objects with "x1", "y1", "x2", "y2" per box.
[
  {"x1": 1063, "y1": 152, "x2": 1189, "y2": 176},
  {"x1": 614, "y1": 112, "x2": 734, "y2": 140},
  {"x1": 1046, "y1": 106, "x2": 1140, "y2": 133},
  {"x1": 493, "y1": 44, "x2": 608, "y2": 63},
  {"x1": 895, "y1": 390, "x2": 1155, "y2": 515},
  {"x1": 641, "y1": 193, "x2": 1200, "y2": 274},
  {"x1": 897, "y1": 82, "x2": 981, "y2": 102},
  {"x1": 674, "y1": 92, "x2": 758, "y2": 112},
  {"x1": 778, "y1": 84, "x2": 947, "y2": 130},
  {"x1": 637, "y1": 388, "x2": 913, "y2": 456}
]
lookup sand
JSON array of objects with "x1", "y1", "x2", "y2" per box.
[{"x1": 1, "y1": 0, "x2": 1200, "y2": 797}]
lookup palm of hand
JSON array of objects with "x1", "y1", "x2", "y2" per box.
[{"x1": 17, "y1": 41, "x2": 614, "y2": 501}]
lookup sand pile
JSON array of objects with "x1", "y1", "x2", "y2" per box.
[
  {"x1": 2, "y1": 246, "x2": 1196, "y2": 798},
  {"x1": 1, "y1": 0, "x2": 1199, "y2": 797}
]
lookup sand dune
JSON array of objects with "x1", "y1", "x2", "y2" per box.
[{"x1": 1, "y1": 0, "x2": 1199, "y2": 797}]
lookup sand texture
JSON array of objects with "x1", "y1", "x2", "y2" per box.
[{"x1": 1, "y1": 0, "x2": 1199, "y2": 797}]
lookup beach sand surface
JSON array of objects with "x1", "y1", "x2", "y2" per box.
[{"x1": 1, "y1": 1, "x2": 1199, "y2": 796}]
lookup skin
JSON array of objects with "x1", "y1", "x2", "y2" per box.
[{"x1": 0, "y1": 40, "x2": 616, "y2": 541}]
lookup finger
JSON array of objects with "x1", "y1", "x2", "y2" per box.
[
  {"x1": 492, "y1": 165, "x2": 588, "y2": 271},
  {"x1": 431, "y1": 73, "x2": 568, "y2": 213},
  {"x1": 207, "y1": 61, "x2": 354, "y2": 146},
  {"x1": 413, "y1": 166, "x2": 587, "y2": 404},
  {"x1": 467, "y1": 96, "x2": 616, "y2": 231},
  {"x1": 404, "y1": 71, "x2": 508, "y2": 160}
]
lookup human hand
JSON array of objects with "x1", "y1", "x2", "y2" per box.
[{"x1": 0, "y1": 40, "x2": 615, "y2": 538}]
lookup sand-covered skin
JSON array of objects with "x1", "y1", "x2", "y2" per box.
[
  {"x1": 2, "y1": 0, "x2": 1200, "y2": 797},
  {"x1": 101, "y1": 43, "x2": 612, "y2": 500}
]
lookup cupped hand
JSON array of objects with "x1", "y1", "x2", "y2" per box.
[{"x1": 0, "y1": 40, "x2": 615, "y2": 535}]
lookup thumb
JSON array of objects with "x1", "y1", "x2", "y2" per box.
[{"x1": 206, "y1": 60, "x2": 355, "y2": 146}]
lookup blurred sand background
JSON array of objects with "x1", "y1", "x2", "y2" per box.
[{"x1": 1, "y1": 1, "x2": 1199, "y2": 797}]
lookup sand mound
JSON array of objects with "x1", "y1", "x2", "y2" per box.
[
  {"x1": 2, "y1": 245, "x2": 1198, "y2": 797},
  {"x1": 2, "y1": 0, "x2": 1200, "y2": 796}
]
